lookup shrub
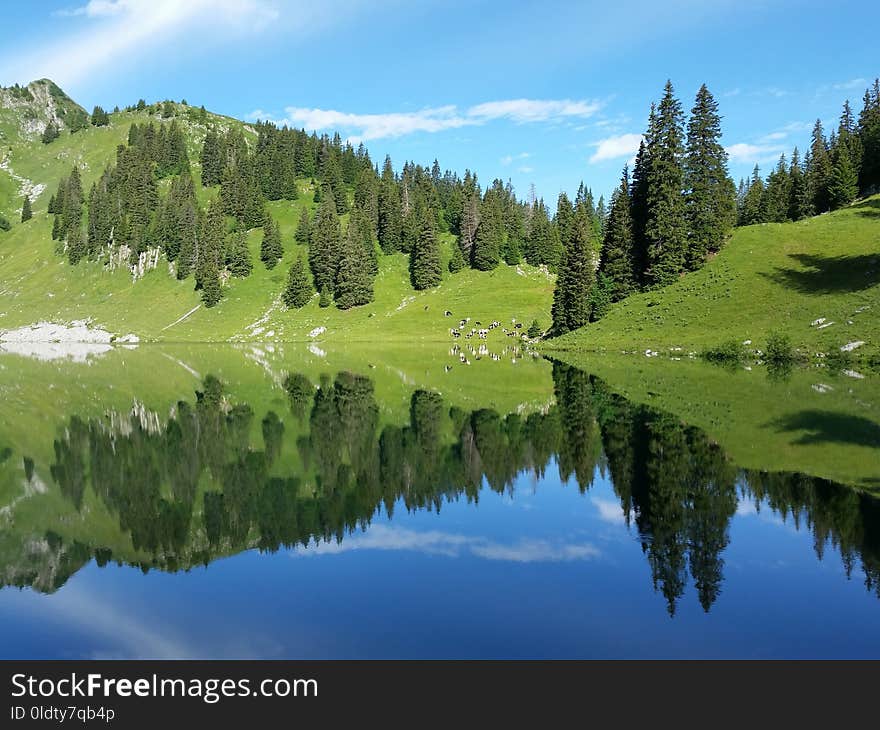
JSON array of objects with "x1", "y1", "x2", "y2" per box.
[
  {"x1": 702, "y1": 339, "x2": 746, "y2": 365},
  {"x1": 764, "y1": 331, "x2": 795, "y2": 365}
]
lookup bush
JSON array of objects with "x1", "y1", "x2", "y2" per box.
[
  {"x1": 0, "y1": 215, "x2": 10, "y2": 232},
  {"x1": 702, "y1": 339, "x2": 746, "y2": 365},
  {"x1": 764, "y1": 331, "x2": 795, "y2": 365},
  {"x1": 527, "y1": 319, "x2": 542, "y2": 338}
]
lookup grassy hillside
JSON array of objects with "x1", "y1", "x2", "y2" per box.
[
  {"x1": 0, "y1": 82, "x2": 553, "y2": 343},
  {"x1": 548, "y1": 198, "x2": 880, "y2": 366}
]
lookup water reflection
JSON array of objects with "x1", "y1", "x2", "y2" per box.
[{"x1": 4, "y1": 361, "x2": 880, "y2": 618}]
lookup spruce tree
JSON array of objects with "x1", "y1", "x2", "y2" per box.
[
  {"x1": 200, "y1": 263, "x2": 222, "y2": 308},
  {"x1": 742, "y1": 165, "x2": 766, "y2": 224},
  {"x1": 448, "y1": 242, "x2": 465, "y2": 273},
  {"x1": 318, "y1": 286, "x2": 331, "y2": 308},
  {"x1": 282, "y1": 256, "x2": 313, "y2": 309},
  {"x1": 551, "y1": 215, "x2": 595, "y2": 335},
  {"x1": 67, "y1": 224, "x2": 86, "y2": 265},
  {"x1": 858, "y1": 80, "x2": 880, "y2": 194},
  {"x1": 828, "y1": 143, "x2": 859, "y2": 209},
  {"x1": 41, "y1": 123, "x2": 59, "y2": 144},
  {"x1": 90, "y1": 106, "x2": 110, "y2": 127},
  {"x1": 200, "y1": 128, "x2": 224, "y2": 187},
  {"x1": 410, "y1": 211, "x2": 442, "y2": 290},
  {"x1": 309, "y1": 193, "x2": 342, "y2": 293},
  {"x1": 806, "y1": 119, "x2": 832, "y2": 213},
  {"x1": 335, "y1": 225, "x2": 374, "y2": 309},
  {"x1": 629, "y1": 138, "x2": 650, "y2": 284},
  {"x1": 20, "y1": 196, "x2": 32, "y2": 222},
  {"x1": 227, "y1": 231, "x2": 253, "y2": 277},
  {"x1": 196, "y1": 199, "x2": 225, "y2": 290},
  {"x1": 787, "y1": 148, "x2": 808, "y2": 221},
  {"x1": 599, "y1": 167, "x2": 637, "y2": 302},
  {"x1": 260, "y1": 214, "x2": 283, "y2": 269},
  {"x1": 377, "y1": 156, "x2": 403, "y2": 253},
  {"x1": 472, "y1": 192, "x2": 502, "y2": 270},
  {"x1": 644, "y1": 81, "x2": 687, "y2": 288},
  {"x1": 683, "y1": 84, "x2": 735, "y2": 269},
  {"x1": 294, "y1": 207, "x2": 311, "y2": 246}
]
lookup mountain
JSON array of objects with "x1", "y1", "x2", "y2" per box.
[{"x1": 0, "y1": 81, "x2": 553, "y2": 344}]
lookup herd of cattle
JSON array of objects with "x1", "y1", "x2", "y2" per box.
[{"x1": 445, "y1": 311, "x2": 528, "y2": 342}]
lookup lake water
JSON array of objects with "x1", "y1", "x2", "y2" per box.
[{"x1": 0, "y1": 344, "x2": 878, "y2": 658}]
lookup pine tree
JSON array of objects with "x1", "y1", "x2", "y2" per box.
[
  {"x1": 630, "y1": 138, "x2": 650, "y2": 284},
  {"x1": 448, "y1": 242, "x2": 466, "y2": 273},
  {"x1": 806, "y1": 119, "x2": 832, "y2": 213},
  {"x1": 527, "y1": 319, "x2": 542, "y2": 338},
  {"x1": 472, "y1": 192, "x2": 502, "y2": 270},
  {"x1": 196, "y1": 199, "x2": 225, "y2": 291},
  {"x1": 20, "y1": 196, "x2": 32, "y2": 222},
  {"x1": 227, "y1": 231, "x2": 253, "y2": 277},
  {"x1": 282, "y1": 256, "x2": 313, "y2": 309},
  {"x1": 644, "y1": 81, "x2": 687, "y2": 288},
  {"x1": 551, "y1": 215, "x2": 595, "y2": 335},
  {"x1": 67, "y1": 224, "x2": 86, "y2": 265},
  {"x1": 260, "y1": 214, "x2": 283, "y2": 269},
  {"x1": 90, "y1": 106, "x2": 110, "y2": 127},
  {"x1": 410, "y1": 211, "x2": 442, "y2": 290},
  {"x1": 828, "y1": 143, "x2": 859, "y2": 209},
  {"x1": 377, "y1": 156, "x2": 402, "y2": 253},
  {"x1": 294, "y1": 207, "x2": 311, "y2": 245},
  {"x1": 787, "y1": 148, "x2": 808, "y2": 221},
  {"x1": 683, "y1": 84, "x2": 735, "y2": 268},
  {"x1": 200, "y1": 128, "x2": 224, "y2": 187},
  {"x1": 309, "y1": 193, "x2": 341, "y2": 293},
  {"x1": 200, "y1": 263, "x2": 222, "y2": 308},
  {"x1": 742, "y1": 165, "x2": 766, "y2": 224},
  {"x1": 335, "y1": 225, "x2": 374, "y2": 309},
  {"x1": 858, "y1": 80, "x2": 880, "y2": 194},
  {"x1": 763, "y1": 155, "x2": 791, "y2": 222},
  {"x1": 599, "y1": 167, "x2": 637, "y2": 301},
  {"x1": 318, "y1": 286, "x2": 331, "y2": 308},
  {"x1": 41, "y1": 123, "x2": 59, "y2": 144}
]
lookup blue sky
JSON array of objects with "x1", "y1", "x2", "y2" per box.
[{"x1": 1, "y1": 0, "x2": 876, "y2": 202}]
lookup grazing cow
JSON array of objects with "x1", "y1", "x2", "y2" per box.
[
  {"x1": 445, "y1": 310, "x2": 452, "y2": 317},
  {"x1": 475, "y1": 321, "x2": 482, "y2": 326},
  {"x1": 452, "y1": 331, "x2": 460, "y2": 338},
  {"x1": 465, "y1": 333, "x2": 472, "y2": 339},
  {"x1": 444, "y1": 365, "x2": 453, "y2": 372},
  {"x1": 514, "y1": 323, "x2": 523, "y2": 329}
]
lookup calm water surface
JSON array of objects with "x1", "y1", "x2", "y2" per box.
[{"x1": 0, "y1": 346, "x2": 878, "y2": 658}]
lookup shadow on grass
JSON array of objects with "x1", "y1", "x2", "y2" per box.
[
  {"x1": 764, "y1": 252, "x2": 880, "y2": 294},
  {"x1": 853, "y1": 198, "x2": 880, "y2": 218},
  {"x1": 770, "y1": 410, "x2": 880, "y2": 448}
]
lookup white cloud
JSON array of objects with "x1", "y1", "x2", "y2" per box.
[
  {"x1": 723, "y1": 88, "x2": 741, "y2": 97},
  {"x1": 759, "y1": 131, "x2": 787, "y2": 142},
  {"x1": 271, "y1": 97, "x2": 603, "y2": 142},
  {"x1": 5, "y1": 0, "x2": 281, "y2": 86},
  {"x1": 725, "y1": 142, "x2": 785, "y2": 164},
  {"x1": 501, "y1": 152, "x2": 530, "y2": 166},
  {"x1": 588, "y1": 133, "x2": 642, "y2": 164},
  {"x1": 293, "y1": 524, "x2": 601, "y2": 563},
  {"x1": 832, "y1": 78, "x2": 866, "y2": 91},
  {"x1": 591, "y1": 496, "x2": 625, "y2": 525}
]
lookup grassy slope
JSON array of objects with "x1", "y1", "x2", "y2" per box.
[
  {"x1": 548, "y1": 198, "x2": 880, "y2": 365},
  {"x1": 0, "y1": 101, "x2": 553, "y2": 343},
  {"x1": 554, "y1": 352, "x2": 880, "y2": 490}
]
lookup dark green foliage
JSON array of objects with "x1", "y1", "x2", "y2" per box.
[
  {"x1": 410, "y1": 211, "x2": 442, "y2": 290},
  {"x1": 0, "y1": 215, "x2": 10, "y2": 232},
  {"x1": 227, "y1": 232, "x2": 253, "y2": 278},
  {"x1": 644, "y1": 81, "x2": 687, "y2": 288},
  {"x1": 472, "y1": 191, "x2": 502, "y2": 270},
  {"x1": 20, "y1": 196, "x2": 32, "y2": 222},
  {"x1": 807, "y1": 119, "x2": 832, "y2": 214},
  {"x1": 763, "y1": 155, "x2": 792, "y2": 222},
  {"x1": 684, "y1": 84, "x2": 735, "y2": 267},
  {"x1": 599, "y1": 167, "x2": 637, "y2": 301},
  {"x1": 702, "y1": 339, "x2": 746, "y2": 365},
  {"x1": 859, "y1": 80, "x2": 880, "y2": 194},
  {"x1": 66, "y1": 223, "x2": 86, "y2": 265},
  {"x1": 589, "y1": 272, "x2": 614, "y2": 322},
  {"x1": 294, "y1": 208, "x2": 310, "y2": 246},
  {"x1": 318, "y1": 286, "x2": 331, "y2": 308},
  {"x1": 199, "y1": 128, "x2": 224, "y2": 187},
  {"x1": 829, "y1": 143, "x2": 859, "y2": 209},
  {"x1": 41, "y1": 123, "x2": 59, "y2": 144},
  {"x1": 527, "y1": 319, "x2": 542, "y2": 338},
  {"x1": 308, "y1": 194, "x2": 341, "y2": 293},
  {"x1": 195, "y1": 199, "x2": 225, "y2": 298},
  {"x1": 551, "y1": 215, "x2": 595, "y2": 334},
  {"x1": 282, "y1": 256, "x2": 313, "y2": 309},
  {"x1": 448, "y1": 242, "x2": 465, "y2": 273},
  {"x1": 260, "y1": 214, "x2": 283, "y2": 269},
  {"x1": 200, "y1": 264, "x2": 222, "y2": 308},
  {"x1": 335, "y1": 225, "x2": 375, "y2": 309},
  {"x1": 90, "y1": 106, "x2": 110, "y2": 127},
  {"x1": 764, "y1": 331, "x2": 795, "y2": 365},
  {"x1": 377, "y1": 156, "x2": 402, "y2": 253}
]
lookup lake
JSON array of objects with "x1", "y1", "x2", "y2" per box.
[{"x1": 0, "y1": 343, "x2": 878, "y2": 658}]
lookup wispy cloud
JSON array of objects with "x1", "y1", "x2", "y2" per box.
[
  {"x1": 588, "y1": 133, "x2": 642, "y2": 164},
  {"x1": 591, "y1": 496, "x2": 625, "y2": 525},
  {"x1": 725, "y1": 142, "x2": 785, "y2": 165},
  {"x1": 293, "y1": 525, "x2": 601, "y2": 563},
  {"x1": 501, "y1": 152, "x2": 530, "y2": 166},
  {"x1": 263, "y1": 98, "x2": 603, "y2": 143},
  {"x1": 4, "y1": 0, "x2": 283, "y2": 86},
  {"x1": 832, "y1": 77, "x2": 866, "y2": 91},
  {"x1": 517, "y1": 165, "x2": 534, "y2": 174}
]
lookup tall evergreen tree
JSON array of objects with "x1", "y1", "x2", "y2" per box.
[
  {"x1": 828, "y1": 143, "x2": 859, "y2": 209},
  {"x1": 20, "y1": 195, "x2": 32, "y2": 222},
  {"x1": 308, "y1": 193, "x2": 341, "y2": 293},
  {"x1": 260, "y1": 214, "x2": 283, "y2": 269},
  {"x1": 90, "y1": 106, "x2": 110, "y2": 127},
  {"x1": 683, "y1": 84, "x2": 735, "y2": 268},
  {"x1": 377, "y1": 156, "x2": 402, "y2": 253},
  {"x1": 742, "y1": 165, "x2": 766, "y2": 224},
  {"x1": 806, "y1": 119, "x2": 832, "y2": 213},
  {"x1": 294, "y1": 207, "x2": 311, "y2": 246},
  {"x1": 410, "y1": 210, "x2": 442, "y2": 290},
  {"x1": 448, "y1": 242, "x2": 466, "y2": 273},
  {"x1": 629, "y1": 138, "x2": 650, "y2": 284},
  {"x1": 858, "y1": 80, "x2": 880, "y2": 194},
  {"x1": 644, "y1": 81, "x2": 687, "y2": 288},
  {"x1": 200, "y1": 128, "x2": 224, "y2": 187},
  {"x1": 227, "y1": 231, "x2": 253, "y2": 277},
  {"x1": 787, "y1": 148, "x2": 808, "y2": 221},
  {"x1": 599, "y1": 167, "x2": 637, "y2": 301},
  {"x1": 551, "y1": 215, "x2": 595, "y2": 335},
  {"x1": 282, "y1": 256, "x2": 313, "y2": 309},
  {"x1": 334, "y1": 225, "x2": 374, "y2": 309},
  {"x1": 472, "y1": 191, "x2": 502, "y2": 270}
]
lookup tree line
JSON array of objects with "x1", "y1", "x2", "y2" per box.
[
  {"x1": 736, "y1": 79, "x2": 880, "y2": 224},
  {"x1": 24, "y1": 364, "x2": 878, "y2": 610}
]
